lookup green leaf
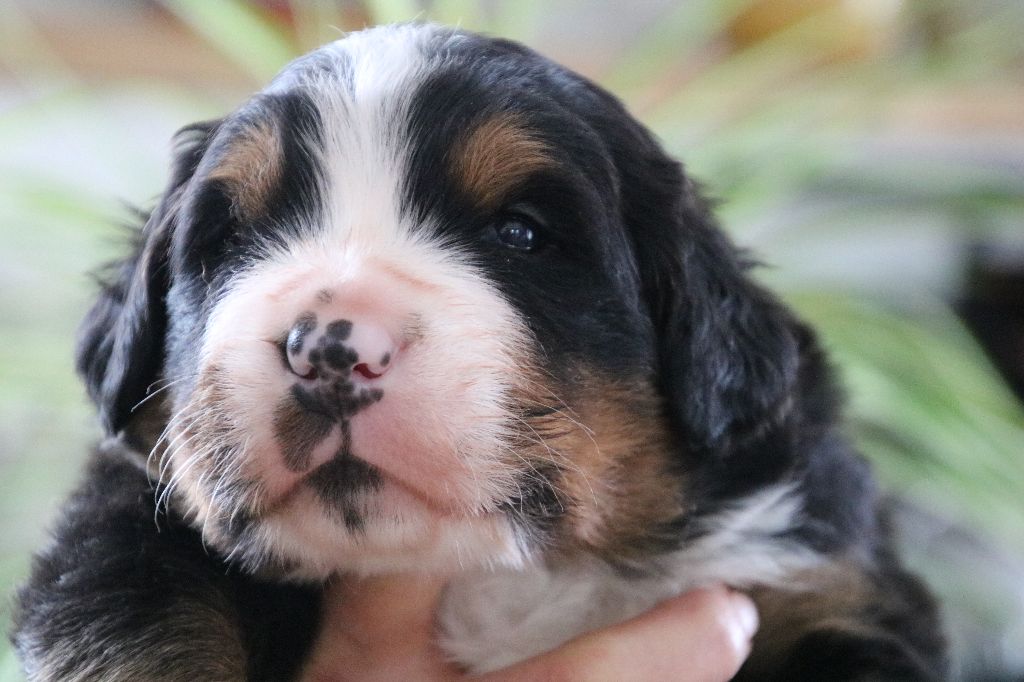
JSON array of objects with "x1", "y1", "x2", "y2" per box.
[
  {"x1": 159, "y1": 0, "x2": 298, "y2": 82},
  {"x1": 365, "y1": 0, "x2": 423, "y2": 26}
]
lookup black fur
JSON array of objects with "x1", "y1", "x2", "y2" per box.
[
  {"x1": 11, "y1": 443, "x2": 320, "y2": 681},
  {"x1": 13, "y1": 25, "x2": 946, "y2": 681}
]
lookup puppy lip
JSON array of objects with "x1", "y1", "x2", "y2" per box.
[
  {"x1": 352, "y1": 453, "x2": 470, "y2": 516},
  {"x1": 257, "y1": 453, "x2": 466, "y2": 519},
  {"x1": 376, "y1": 470, "x2": 462, "y2": 516},
  {"x1": 260, "y1": 476, "x2": 307, "y2": 515}
]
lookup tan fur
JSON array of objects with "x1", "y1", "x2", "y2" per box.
[
  {"x1": 207, "y1": 119, "x2": 283, "y2": 218},
  {"x1": 518, "y1": 371, "x2": 684, "y2": 563},
  {"x1": 745, "y1": 560, "x2": 874, "y2": 673},
  {"x1": 163, "y1": 368, "x2": 258, "y2": 532},
  {"x1": 455, "y1": 114, "x2": 553, "y2": 208}
]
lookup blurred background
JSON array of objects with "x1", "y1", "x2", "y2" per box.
[{"x1": 1, "y1": 0, "x2": 1022, "y2": 679}]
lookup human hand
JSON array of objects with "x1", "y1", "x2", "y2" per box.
[
  {"x1": 471, "y1": 585, "x2": 759, "y2": 682},
  {"x1": 299, "y1": 581, "x2": 757, "y2": 681}
]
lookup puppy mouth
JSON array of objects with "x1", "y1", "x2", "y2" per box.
[
  {"x1": 266, "y1": 383, "x2": 470, "y2": 517},
  {"x1": 267, "y1": 449, "x2": 463, "y2": 519}
]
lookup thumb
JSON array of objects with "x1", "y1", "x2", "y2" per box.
[{"x1": 470, "y1": 585, "x2": 759, "y2": 682}]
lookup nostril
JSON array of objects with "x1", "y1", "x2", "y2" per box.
[
  {"x1": 284, "y1": 312, "x2": 320, "y2": 380},
  {"x1": 353, "y1": 363, "x2": 382, "y2": 380},
  {"x1": 345, "y1": 324, "x2": 397, "y2": 380}
]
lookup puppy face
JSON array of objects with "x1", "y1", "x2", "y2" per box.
[{"x1": 78, "y1": 25, "x2": 798, "y2": 578}]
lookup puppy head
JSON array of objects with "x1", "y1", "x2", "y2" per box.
[{"x1": 78, "y1": 25, "x2": 797, "y2": 577}]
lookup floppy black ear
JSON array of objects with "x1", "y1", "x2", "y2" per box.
[
  {"x1": 656, "y1": 186, "x2": 799, "y2": 450},
  {"x1": 77, "y1": 121, "x2": 219, "y2": 435},
  {"x1": 612, "y1": 127, "x2": 799, "y2": 452}
]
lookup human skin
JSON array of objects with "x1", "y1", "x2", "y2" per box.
[{"x1": 299, "y1": 578, "x2": 759, "y2": 681}]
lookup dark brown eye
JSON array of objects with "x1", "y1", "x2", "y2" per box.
[{"x1": 494, "y1": 215, "x2": 538, "y2": 251}]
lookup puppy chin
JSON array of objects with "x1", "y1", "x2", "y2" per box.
[{"x1": 236, "y1": 484, "x2": 530, "y2": 578}]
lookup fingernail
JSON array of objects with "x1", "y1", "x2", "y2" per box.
[{"x1": 729, "y1": 592, "x2": 759, "y2": 643}]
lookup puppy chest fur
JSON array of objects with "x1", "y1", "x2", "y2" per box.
[{"x1": 13, "y1": 23, "x2": 947, "y2": 682}]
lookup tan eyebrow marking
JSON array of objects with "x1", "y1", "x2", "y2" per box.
[
  {"x1": 454, "y1": 113, "x2": 554, "y2": 208},
  {"x1": 207, "y1": 118, "x2": 284, "y2": 219}
]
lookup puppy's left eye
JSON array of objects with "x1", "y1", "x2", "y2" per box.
[{"x1": 493, "y1": 215, "x2": 540, "y2": 252}]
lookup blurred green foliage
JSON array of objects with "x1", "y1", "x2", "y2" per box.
[{"x1": 1, "y1": 0, "x2": 1022, "y2": 679}]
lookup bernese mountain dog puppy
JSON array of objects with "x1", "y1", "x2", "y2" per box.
[{"x1": 12, "y1": 24, "x2": 946, "y2": 681}]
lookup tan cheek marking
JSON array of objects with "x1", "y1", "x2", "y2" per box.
[
  {"x1": 167, "y1": 368, "x2": 266, "y2": 523},
  {"x1": 207, "y1": 119, "x2": 283, "y2": 219},
  {"x1": 519, "y1": 371, "x2": 685, "y2": 562},
  {"x1": 455, "y1": 114, "x2": 553, "y2": 208}
]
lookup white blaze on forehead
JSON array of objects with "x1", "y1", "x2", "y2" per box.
[{"x1": 271, "y1": 23, "x2": 451, "y2": 251}]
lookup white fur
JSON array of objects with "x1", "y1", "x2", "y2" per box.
[
  {"x1": 439, "y1": 484, "x2": 822, "y2": 673},
  {"x1": 165, "y1": 25, "x2": 538, "y2": 577}
]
